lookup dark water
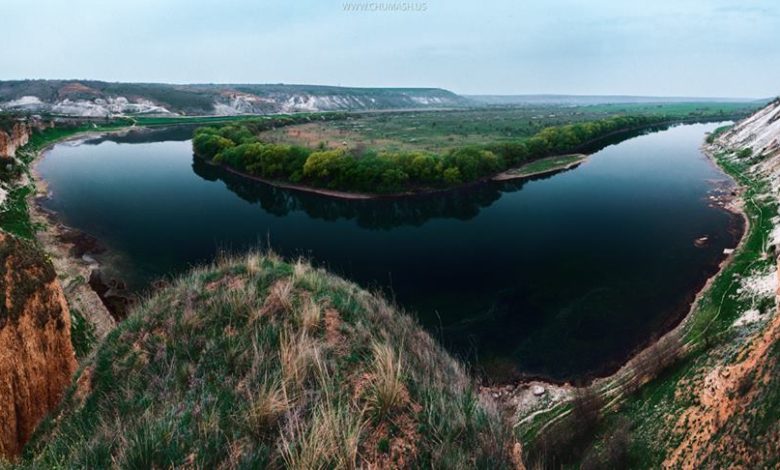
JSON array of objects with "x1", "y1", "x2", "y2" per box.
[{"x1": 37, "y1": 123, "x2": 742, "y2": 381}]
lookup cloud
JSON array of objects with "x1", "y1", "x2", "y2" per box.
[{"x1": 0, "y1": 0, "x2": 778, "y2": 97}]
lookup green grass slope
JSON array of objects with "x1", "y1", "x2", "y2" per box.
[{"x1": 18, "y1": 253, "x2": 512, "y2": 469}]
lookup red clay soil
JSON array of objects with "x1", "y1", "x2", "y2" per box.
[{"x1": 0, "y1": 232, "x2": 77, "y2": 459}]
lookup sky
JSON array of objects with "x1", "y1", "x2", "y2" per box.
[{"x1": 2, "y1": 0, "x2": 778, "y2": 97}]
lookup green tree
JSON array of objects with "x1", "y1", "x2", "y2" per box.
[
  {"x1": 442, "y1": 167, "x2": 462, "y2": 185},
  {"x1": 193, "y1": 133, "x2": 235, "y2": 160},
  {"x1": 303, "y1": 149, "x2": 348, "y2": 181}
]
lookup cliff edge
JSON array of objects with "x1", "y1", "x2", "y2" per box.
[
  {"x1": 0, "y1": 121, "x2": 32, "y2": 159},
  {"x1": 0, "y1": 232, "x2": 76, "y2": 460}
]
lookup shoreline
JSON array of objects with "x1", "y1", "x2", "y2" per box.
[
  {"x1": 208, "y1": 117, "x2": 741, "y2": 201},
  {"x1": 498, "y1": 136, "x2": 752, "y2": 435},
  {"x1": 25, "y1": 126, "x2": 146, "y2": 339},
  {"x1": 492, "y1": 154, "x2": 587, "y2": 182},
  {"x1": 217, "y1": 152, "x2": 589, "y2": 201}
]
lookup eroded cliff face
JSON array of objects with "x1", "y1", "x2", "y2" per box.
[
  {"x1": 656, "y1": 98, "x2": 780, "y2": 468},
  {"x1": 0, "y1": 122, "x2": 32, "y2": 159},
  {"x1": 0, "y1": 232, "x2": 76, "y2": 460},
  {"x1": 719, "y1": 98, "x2": 780, "y2": 160}
]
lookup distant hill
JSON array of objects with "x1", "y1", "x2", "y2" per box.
[
  {"x1": 0, "y1": 80, "x2": 468, "y2": 117},
  {"x1": 467, "y1": 94, "x2": 769, "y2": 106}
]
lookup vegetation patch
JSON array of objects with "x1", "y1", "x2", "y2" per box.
[
  {"x1": 261, "y1": 103, "x2": 756, "y2": 153},
  {"x1": 19, "y1": 253, "x2": 513, "y2": 468},
  {"x1": 194, "y1": 113, "x2": 701, "y2": 194},
  {"x1": 0, "y1": 232, "x2": 59, "y2": 328}
]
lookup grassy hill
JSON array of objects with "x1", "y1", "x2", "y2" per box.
[{"x1": 17, "y1": 253, "x2": 513, "y2": 469}]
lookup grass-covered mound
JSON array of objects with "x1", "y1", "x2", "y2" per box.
[{"x1": 19, "y1": 253, "x2": 512, "y2": 468}]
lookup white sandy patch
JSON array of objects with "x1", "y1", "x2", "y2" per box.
[
  {"x1": 0, "y1": 186, "x2": 6, "y2": 207},
  {"x1": 769, "y1": 224, "x2": 780, "y2": 248},
  {"x1": 4, "y1": 95, "x2": 43, "y2": 108},
  {"x1": 733, "y1": 308, "x2": 764, "y2": 328},
  {"x1": 721, "y1": 100, "x2": 780, "y2": 159},
  {"x1": 738, "y1": 268, "x2": 777, "y2": 298}
]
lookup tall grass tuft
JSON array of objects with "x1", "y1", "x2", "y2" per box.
[{"x1": 364, "y1": 341, "x2": 406, "y2": 421}]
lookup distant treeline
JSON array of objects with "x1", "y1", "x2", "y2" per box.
[{"x1": 193, "y1": 114, "x2": 681, "y2": 194}]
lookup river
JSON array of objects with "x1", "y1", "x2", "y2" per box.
[{"x1": 36, "y1": 122, "x2": 742, "y2": 381}]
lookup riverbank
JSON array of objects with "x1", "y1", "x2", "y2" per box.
[
  {"x1": 26, "y1": 129, "x2": 147, "y2": 340},
  {"x1": 492, "y1": 154, "x2": 587, "y2": 181},
  {"x1": 216, "y1": 152, "x2": 590, "y2": 200},
  {"x1": 0, "y1": 125, "x2": 152, "y2": 345},
  {"x1": 5, "y1": 120, "x2": 269, "y2": 337},
  {"x1": 22, "y1": 125, "x2": 205, "y2": 334},
  {"x1": 509, "y1": 109, "x2": 780, "y2": 466},
  {"x1": 505, "y1": 130, "x2": 753, "y2": 452}
]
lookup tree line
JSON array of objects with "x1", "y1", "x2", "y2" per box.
[{"x1": 193, "y1": 114, "x2": 674, "y2": 194}]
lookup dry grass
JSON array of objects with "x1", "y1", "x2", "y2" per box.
[
  {"x1": 364, "y1": 341, "x2": 407, "y2": 420},
  {"x1": 280, "y1": 400, "x2": 363, "y2": 470},
  {"x1": 299, "y1": 297, "x2": 322, "y2": 333},
  {"x1": 279, "y1": 329, "x2": 319, "y2": 394},
  {"x1": 245, "y1": 380, "x2": 290, "y2": 435},
  {"x1": 16, "y1": 252, "x2": 514, "y2": 469}
]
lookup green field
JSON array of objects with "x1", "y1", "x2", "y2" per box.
[
  {"x1": 193, "y1": 102, "x2": 761, "y2": 195},
  {"x1": 258, "y1": 102, "x2": 759, "y2": 153}
]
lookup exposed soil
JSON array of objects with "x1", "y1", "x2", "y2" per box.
[
  {"x1": 0, "y1": 232, "x2": 77, "y2": 459},
  {"x1": 664, "y1": 263, "x2": 780, "y2": 468}
]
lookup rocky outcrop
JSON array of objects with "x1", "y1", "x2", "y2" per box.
[
  {"x1": 0, "y1": 80, "x2": 469, "y2": 117},
  {"x1": 718, "y1": 98, "x2": 780, "y2": 160},
  {"x1": 0, "y1": 232, "x2": 76, "y2": 460},
  {"x1": 0, "y1": 121, "x2": 32, "y2": 159}
]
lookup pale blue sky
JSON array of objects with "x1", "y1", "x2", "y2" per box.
[{"x1": 2, "y1": 0, "x2": 778, "y2": 97}]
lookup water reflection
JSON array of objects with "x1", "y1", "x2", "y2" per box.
[{"x1": 186, "y1": 124, "x2": 672, "y2": 229}]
